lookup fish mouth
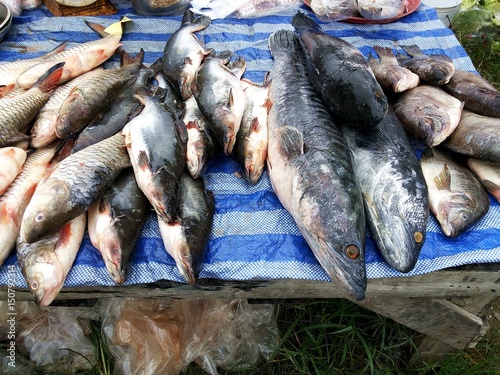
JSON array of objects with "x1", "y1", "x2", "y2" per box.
[
  {"x1": 377, "y1": 226, "x2": 421, "y2": 273},
  {"x1": 177, "y1": 256, "x2": 196, "y2": 285}
]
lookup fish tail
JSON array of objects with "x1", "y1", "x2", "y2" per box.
[
  {"x1": 120, "y1": 48, "x2": 145, "y2": 67},
  {"x1": 291, "y1": 11, "x2": 322, "y2": 32},
  {"x1": 373, "y1": 45, "x2": 394, "y2": 58},
  {"x1": 42, "y1": 40, "x2": 68, "y2": 59},
  {"x1": 268, "y1": 30, "x2": 300, "y2": 56},
  {"x1": 35, "y1": 62, "x2": 65, "y2": 93},
  {"x1": 182, "y1": 9, "x2": 211, "y2": 30}
]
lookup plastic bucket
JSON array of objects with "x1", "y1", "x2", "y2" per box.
[{"x1": 422, "y1": 0, "x2": 463, "y2": 27}]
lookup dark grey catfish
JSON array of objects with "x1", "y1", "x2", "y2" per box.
[
  {"x1": 421, "y1": 147, "x2": 490, "y2": 238},
  {"x1": 442, "y1": 69, "x2": 500, "y2": 118},
  {"x1": 267, "y1": 30, "x2": 366, "y2": 301},
  {"x1": 442, "y1": 110, "x2": 500, "y2": 163},
  {"x1": 88, "y1": 168, "x2": 150, "y2": 284},
  {"x1": 158, "y1": 171, "x2": 215, "y2": 285},
  {"x1": 341, "y1": 108, "x2": 429, "y2": 273},
  {"x1": 73, "y1": 58, "x2": 161, "y2": 153},
  {"x1": 122, "y1": 90, "x2": 188, "y2": 223},
  {"x1": 20, "y1": 131, "x2": 131, "y2": 244},
  {"x1": 291, "y1": 12, "x2": 388, "y2": 128},
  {"x1": 399, "y1": 45, "x2": 455, "y2": 86},
  {"x1": 162, "y1": 9, "x2": 212, "y2": 100}
]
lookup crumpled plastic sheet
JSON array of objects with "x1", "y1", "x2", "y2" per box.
[
  {"x1": 0, "y1": 301, "x2": 96, "y2": 373},
  {"x1": 100, "y1": 298, "x2": 278, "y2": 375}
]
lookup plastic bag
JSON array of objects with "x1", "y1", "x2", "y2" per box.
[
  {"x1": 308, "y1": 0, "x2": 359, "y2": 21},
  {"x1": 233, "y1": 0, "x2": 303, "y2": 19},
  {"x1": 100, "y1": 298, "x2": 278, "y2": 375},
  {"x1": 0, "y1": 301, "x2": 96, "y2": 373},
  {"x1": 190, "y1": 0, "x2": 251, "y2": 19}
]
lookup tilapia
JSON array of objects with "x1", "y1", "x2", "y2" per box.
[
  {"x1": 467, "y1": 158, "x2": 500, "y2": 203},
  {"x1": 369, "y1": 46, "x2": 420, "y2": 93},
  {"x1": 442, "y1": 110, "x2": 500, "y2": 163},
  {"x1": 122, "y1": 91, "x2": 188, "y2": 223},
  {"x1": 72, "y1": 59, "x2": 160, "y2": 153},
  {"x1": 357, "y1": 0, "x2": 406, "y2": 20},
  {"x1": 55, "y1": 50, "x2": 144, "y2": 139},
  {"x1": 158, "y1": 172, "x2": 215, "y2": 285},
  {"x1": 442, "y1": 69, "x2": 500, "y2": 118},
  {"x1": 17, "y1": 213, "x2": 86, "y2": 307},
  {"x1": 20, "y1": 132, "x2": 130, "y2": 244},
  {"x1": 182, "y1": 96, "x2": 215, "y2": 179},
  {"x1": 0, "y1": 41, "x2": 67, "y2": 98},
  {"x1": 194, "y1": 54, "x2": 247, "y2": 155},
  {"x1": 292, "y1": 12, "x2": 387, "y2": 128},
  {"x1": 0, "y1": 63, "x2": 65, "y2": 148},
  {"x1": 0, "y1": 146, "x2": 27, "y2": 195},
  {"x1": 161, "y1": 9, "x2": 212, "y2": 100},
  {"x1": 267, "y1": 30, "x2": 366, "y2": 301},
  {"x1": 420, "y1": 147, "x2": 490, "y2": 238},
  {"x1": 341, "y1": 108, "x2": 429, "y2": 273},
  {"x1": 393, "y1": 85, "x2": 464, "y2": 147},
  {"x1": 88, "y1": 169, "x2": 149, "y2": 284},
  {"x1": 0, "y1": 144, "x2": 59, "y2": 265},
  {"x1": 399, "y1": 45, "x2": 455, "y2": 86},
  {"x1": 17, "y1": 34, "x2": 122, "y2": 89},
  {"x1": 30, "y1": 67, "x2": 104, "y2": 149},
  {"x1": 234, "y1": 79, "x2": 271, "y2": 185}
]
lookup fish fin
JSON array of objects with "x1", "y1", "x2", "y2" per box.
[
  {"x1": 35, "y1": 62, "x2": 65, "y2": 93},
  {"x1": 121, "y1": 49, "x2": 145, "y2": 67},
  {"x1": 277, "y1": 126, "x2": 303, "y2": 160},
  {"x1": 354, "y1": 125, "x2": 392, "y2": 151},
  {"x1": 291, "y1": 11, "x2": 322, "y2": 32},
  {"x1": 250, "y1": 117, "x2": 261, "y2": 133},
  {"x1": 8, "y1": 132, "x2": 31, "y2": 145},
  {"x1": 43, "y1": 41, "x2": 68, "y2": 59},
  {"x1": 184, "y1": 56, "x2": 193, "y2": 66},
  {"x1": 176, "y1": 119, "x2": 189, "y2": 143},
  {"x1": 400, "y1": 44, "x2": 424, "y2": 57},
  {"x1": 263, "y1": 71, "x2": 271, "y2": 85},
  {"x1": 190, "y1": 11, "x2": 211, "y2": 30},
  {"x1": 373, "y1": 46, "x2": 395, "y2": 60},
  {"x1": 227, "y1": 57, "x2": 246, "y2": 79},
  {"x1": 205, "y1": 189, "x2": 215, "y2": 211},
  {"x1": 263, "y1": 97, "x2": 272, "y2": 113},
  {"x1": 137, "y1": 150, "x2": 150, "y2": 171},
  {"x1": 434, "y1": 163, "x2": 452, "y2": 191},
  {"x1": 185, "y1": 120, "x2": 199, "y2": 130},
  {"x1": 481, "y1": 179, "x2": 500, "y2": 192},
  {"x1": 227, "y1": 87, "x2": 234, "y2": 110},
  {"x1": 268, "y1": 30, "x2": 300, "y2": 56},
  {"x1": 85, "y1": 20, "x2": 109, "y2": 38}
]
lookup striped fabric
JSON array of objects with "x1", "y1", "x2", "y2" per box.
[{"x1": 0, "y1": 1, "x2": 498, "y2": 288}]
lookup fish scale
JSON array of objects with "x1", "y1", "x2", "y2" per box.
[{"x1": 20, "y1": 132, "x2": 130, "y2": 244}]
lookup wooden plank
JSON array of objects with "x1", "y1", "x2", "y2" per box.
[
  {"x1": 42, "y1": 0, "x2": 117, "y2": 17},
  {"x1": 352, "y1": 297, "x2": 484, "y2": 349},
  {"x1": 1, "y1": 268, "x2": 499, "y2": 302}
]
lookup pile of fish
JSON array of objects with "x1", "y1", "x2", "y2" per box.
[
  {"x1": 0, "y1": 9, "x2": 499, "y2": 305},
  {"x1": 308, "y1": 0, "x2": 410, "y2": 21}
]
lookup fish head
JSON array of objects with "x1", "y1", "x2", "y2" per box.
[
  {"x1": 55, "y1": 91, "x2": 85, "y2": 138},
  {"x1": 213, "y1": 106, "x2": 238, "y2": 155},
  {"x1": 437, "y1": 193, "x2": 475, "y2": 238},
  {"x1": 30, "y1": 112, "x2": 58, "y2": 148},
  {"x1": 432, "y1": 63, "x2": 455, "y2": 85},
  {"x1": 25, "y1": 261, "x2": 64, "y2": 307},
  {"x1": 101, "y1": 235, "x2": 127, "y2": 285},
  {"x1": 150, "y1": 172, "x2": 179, "y2": 223},
  {"x1": 174, "y1": 239, "x2": 196, "y2": 285},
  {"x1": 21, "y1": 180, "x2": 71, "y2": 243},
  {"x1": 241, "y1": 135, "x2": 267, "y2": 185},
  {"x1": 417, "y1": 111, "x2": 449, "y2": 147}
]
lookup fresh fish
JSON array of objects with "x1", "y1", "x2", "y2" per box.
[
  {"x1": 341, "y1": 108, "x2": 429, "y2": 273},
  {"x1": 308, "y1": 0, "x2": 358, "y2": 21},
  {"x1": 154, "y1": 71, "x2": 185, "y2": 119},
  {"x1": 20, "y1": 132, "x2": 130, "y2": 244},
  {"x1": 16, "y1": 34, "x2": 122, "y2": 89},
  {"x1": 0, "y1": 146, "x2": 27, "y2": 195},
  {"x1": 158, "y1": 171, "x2": 215, "y2": 285},
  {"x1": 357, "y1": 0, "x2": 406, "y2": 20},
  {"x1": 292, "y1": 12, "x2": 388, "y2": 128},
  {"x1": 0, "y1": 88, "x2": 27, "y2": 100},
  {"x1": 55, "y1": 50, "x2": 144, "y2": 139},
  {"x1": 467, "y1": 158, "x2": 500, "y2": 203},
  {"x1": 399, "y1": 45, "x2": 455, "y2": 86},
  {"x1": 182, "y1": 96, "x2": 215, "y2": 179},
  {"x1": 442, "y1": 110, "x2": 500, "y2": 163},
  {"x1": 0, "y1": 63, "x2": 65, "y2": 148},
  {"x1": 369, "y1": 46, "x2": 420, "y2": 93},
  {"x1": 0, "y1": 41, "x2": 67, "y2": 98},
  {"x1": 72, "y1": 59, "x2": 160, "y2": 153},
  {"x1": 88, "y1": 169, "x2": 149, "y2": 285},
  {"x1": 30, "y1": 67, "x2": 104, "y2": 149},
  {"x1": 194, "y1": 54, "x2": 247, "y2": 155},
  {"x1": 122, "y1": 90, "x2": 188, "y2": 223},
  {"x1": 267, "y1": 30, "x2": 366, "y2": 301},
  {"x1": 17, "y1": 213, "x2": 86, "y2": 307},
  {"x1": 234, "y1": 79, "x2": 271, "y2": 185},
  {"x1": 393, "y1": 85, "x2": 464, "y2": 147},
  {"x1": 0, "y1": 144, "x2": 59, "y2": 265},
  {"x1": 234, "y1": 0, "x2": 303, "y2": 18},
  {"x1": 442, "y1": 69, "x2": 500, "y2": 118},
  {"x1": 161, "y1": 9, "x2": 212, "y2": 100},
  {"x1": 420, "y1": 147, "x2": 490, "y2": 238}
]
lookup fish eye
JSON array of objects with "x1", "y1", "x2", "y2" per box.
[
  {"x1": 30, "y1": 281, "x2": 38, "y2": 290},
  {"x1": 35, "y1": 212, "x2": 45, "y2": 222},
  {"x1": 460, "y1": 212, "x2": 470, "y2": 223},
  {"x1": 414, "y1": 231, "x2": 424, "y2": 244},
  {"x1": 345, "y1": 245, "x2": 360, "y2": 260}
]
